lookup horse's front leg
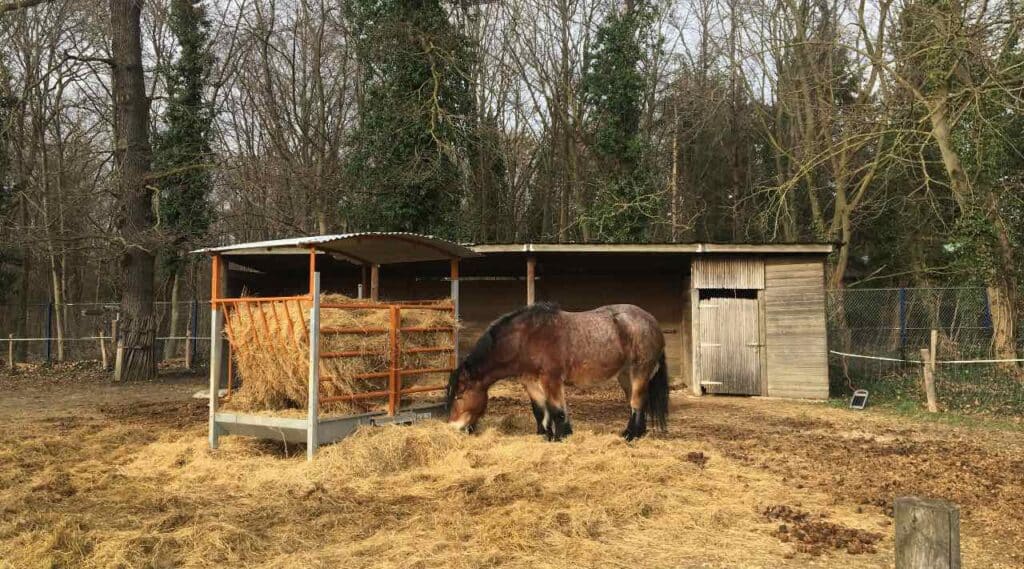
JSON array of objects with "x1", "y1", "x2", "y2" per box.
[
  {"x1": 521, "y1": 379, "x2": 547, "y2": 436},
  {"x1": 540, "y1": 375, "x2": 572, "y2": 441}
]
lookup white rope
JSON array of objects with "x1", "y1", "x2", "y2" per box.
[
  {"x1": 4, "y1": 336, "x2": 209, "y2": 342},
  {"x1": 830, "y1": 350, "x2": 1024, "y2": 365}
]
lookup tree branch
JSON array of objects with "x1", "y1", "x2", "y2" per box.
[{"x1": 0, "y1": 0, "x2": 50, "y2": 14}]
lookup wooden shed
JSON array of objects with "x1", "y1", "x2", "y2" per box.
[{"x1": 211, "y1": 241, "x2": 833, "y2": 400}]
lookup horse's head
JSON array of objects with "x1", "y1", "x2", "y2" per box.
[{"x1": 446, "y1": 365, "x2": 489, "y2": 433}]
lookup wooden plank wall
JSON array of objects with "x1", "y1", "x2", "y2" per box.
[
  {"x1": 764, "y1": 257, "x2": 829, "y2": 399},
  {"x1": 693, "y1": 256, "x2": 765, "y2": 289}
]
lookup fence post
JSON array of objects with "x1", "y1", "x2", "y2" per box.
[
  {"x1": 189, "y1": 299, "x2": 199, "y2": 368},
  {"x1": 919, "y1": 340, "x2": 938, "y2": 413},
  {"x1": 7, "y1": 333, "x2": 13, "y2": 372},
  {"x1": 898, "y1": 287, "x2": 908, "y2": 354},
  {"x1": 45, "y1": 302, "x2": 53, "y2": 365},
  {"x1": 99, "y1": 329, "x2": 108, "y2": 370},
  {"x1": 306, "y1": 272, "x2": 321, "y2": 461},
  {"x1": 895, "y1": 497, "x2": 960, "y2": 569},
  {"x1": 184, "y1": 324, "x2": 193, "y2": 370}
]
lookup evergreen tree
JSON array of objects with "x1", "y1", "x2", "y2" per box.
[
  {"x1": 581, "y1": 0, "x2": 661, "y2": 241},
  {"x1": 343, "y1": 0, "x2": 475, "y2": 238},
  {"x1": 152, "y1": 0, "x2": 214, "y2": 255}
]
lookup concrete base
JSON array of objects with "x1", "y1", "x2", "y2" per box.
[{"x1": 212, "y1": 402, "x2": 447, "y2": 448}]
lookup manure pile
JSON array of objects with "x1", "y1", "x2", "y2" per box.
[{"x1": 221, "y1": 294, "x2": 455, "y2": 415}]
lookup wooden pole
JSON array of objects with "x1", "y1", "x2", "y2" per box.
[
  {"x1": 526, "y1": 256, "x2": 536, "y2": 305},
  {"x1": 306, "y1": 272, "x2": 321, "y2": 460},
  {"x1": 112, "y1": 316, "x2": 124, "y2": 381},
  {"x1": 7, "y1": 333, "x2": 13, "y2": 372},
  {"x1": 99, "y1": 330, "x2": 108, "y2": 370},
  {"x1": 895, "y1": 496, "x2": 960, "y2": 569},
  {"x1": 370, "y1": 264, "x2": 380, "y2": 301},
  {"x1": 184, "y1": 324, "x2": 193, "y2": 370}
]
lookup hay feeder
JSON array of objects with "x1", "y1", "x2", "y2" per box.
[{"x1": 194, "y1": 233, "x2": 480, "y2": 459}]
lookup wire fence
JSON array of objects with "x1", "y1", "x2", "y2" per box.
[
  {"x1": 827, "y1": 287, "x2": 1024, "y2": 416},
  {"x1": 0, "y1": 301, "x2": 210, "y2": 366}
]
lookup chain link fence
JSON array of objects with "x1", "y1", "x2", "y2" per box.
[
  {"x1": 0, "y1": 301, "x2": 210, "y2": 366},
  {"x1": 828, "y1": 288, "x2": 1024, "y2": 416}
]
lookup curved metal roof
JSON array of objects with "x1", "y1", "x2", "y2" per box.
[{"x1": 192, "y1": 232, "x2": 480, "y2": 265}]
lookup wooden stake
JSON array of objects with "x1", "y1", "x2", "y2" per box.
[
  {"x1": 99, "y1": 331, "x2": 109, "y2": 370},
  {"x1": 112, "y1": 317, "x2": 124, "y2": 381},
  {"x1": 7, "y1": 333, "x2": 14, "y2": 372},
  {"x1": 920, "y1": 347, "x2": 938, "y2": 413},
  {"x1": 184, "y1": 325, "x2": 193, "y2": 370},
  {"x1": 895, "y1": 496, "x2": 960, "y2": 569}
]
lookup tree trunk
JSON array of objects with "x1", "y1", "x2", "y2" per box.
[
  {"x1": 111, "y1": 0, "x2": 157, "y2": 382},
  {"x1": 162, "y1": 270, "x2": 180, "y2": 361}
]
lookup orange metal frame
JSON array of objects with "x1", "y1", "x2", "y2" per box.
[{"x1": 211, "y1": 248, "x2": 458, "y2": 415}]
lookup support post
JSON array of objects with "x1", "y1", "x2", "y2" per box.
[
  {"x1": 307, "y1": 272, "x2": 321, "y2": 460},
  {"x1": 898, "y1": 287, "x2": 908, "y2": 353},
  {"x1": 895, "y1": 497, "x2": 960, "y2": 569},
  {"x1": 387, "y1": 305, "x2": 400, "y2": 416},
  {"x1": 526, "y1": 256, "x2": 536, "y2": 305},
  {"x1": 690, "y1": 287, "x2": 702, "y2": 396},
  {"x1": 450, "y1": 259, "x2": 460, "y2": 363},
  {"x1": 7, "y1": 333, "x2": 13, "y2": 372},
  {"x1": 370, "y1": 264, "x2": 380, "y2": 301},
  {"x1": 209, "y1": 255, "x2": 226, "y2": 450}
]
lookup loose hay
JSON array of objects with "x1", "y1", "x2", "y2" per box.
[{"x1": 221, "y1": 294, "x2": 455, "y2": 415}]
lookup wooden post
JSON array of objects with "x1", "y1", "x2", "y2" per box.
[
  {"x1": 306, "y1": 272, "x2": 321, "y2": 460},
  {"x1": 920, "y1": 344, "x2": 938, "y2": 413},
  {"x1": 690, "y1": 287, "x2": 702, "y2": 396},
  {"x1": 895, "y1": 497, "x2": 960, "y2": 569},
  {"x1": 526, "y1": 256, "x2": 536, "y2": 305},
  {"x1": 99, "y1": 330, "x2": 108, "y2": 370},
  {"x1": 7, "y1": 333, "x2": 13, "y2": 372},
  {"x1": 184, "y1": 325, "x2": 193, "y2": 370},
  {"x1": 370, "y1": 264, "x2": 380, "y2": 301},
  {"x1": 112, "y1": 317, "x2": 124, "y2": 381}
]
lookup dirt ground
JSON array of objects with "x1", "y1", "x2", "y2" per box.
[{"x1": 1, "y1": 365, "x2": 1022, "y2": 568}]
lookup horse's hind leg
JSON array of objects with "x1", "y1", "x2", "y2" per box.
[
  {"x1": 622, "y1": 371, "x2": 650, "y2": 441},
  {"x1": 540, "y1": 375, "x2": 572, "y2": 441}
]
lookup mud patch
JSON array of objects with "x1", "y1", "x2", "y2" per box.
[{"x1": 763, "y1": 504, "x2": 883, "y2": 555}]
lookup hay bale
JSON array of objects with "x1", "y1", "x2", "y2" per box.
[{"x1": 221, "y1": 294, "x2": 455, "y2": 415}]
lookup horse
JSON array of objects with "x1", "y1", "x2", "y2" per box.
[{"x1": 446, "y1": 302, "x2": 669, "y2": 441}]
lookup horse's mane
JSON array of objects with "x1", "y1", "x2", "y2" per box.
[{"x1": 447, "y1": 302, "x2": 560, "y2": 406}]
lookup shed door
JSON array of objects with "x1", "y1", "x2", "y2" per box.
[{"x1": 698, "y1": 296, "x2": 761, "y2": 395}]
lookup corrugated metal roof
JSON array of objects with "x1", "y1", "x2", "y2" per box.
[
  {"x1": 469, "y1": 243, "x2": 834, "y2": 254},
  {"x1": 192, "y1": 232, "x2": 480, "y2": 264}
]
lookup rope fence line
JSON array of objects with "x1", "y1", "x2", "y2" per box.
[
  {"x1": 829, "y1": 350, "x2": 1024, "y2": 365},
  {"x1": 5, "y1": 336, "x2": 211, "y2": 342}
]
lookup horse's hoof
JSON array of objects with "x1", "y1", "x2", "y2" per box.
[{"x1": 562, "y1": 422, "x2": 573, "y2": 436}]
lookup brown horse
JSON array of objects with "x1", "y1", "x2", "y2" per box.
[{"x1": 447, "y1": 302, "x2": 668, "y2": 441}]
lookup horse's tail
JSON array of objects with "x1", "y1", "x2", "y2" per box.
[{"x1": 646, "y1": 351, "x2": 669, "y2": 431}]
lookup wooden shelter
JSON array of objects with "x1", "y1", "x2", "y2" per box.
[
  {"x1": 194, "y1": 232, "x2": 480, "y2": 459},
  {"x1": 196, "y1": 238, "x2": 834, "y2": 457}
]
